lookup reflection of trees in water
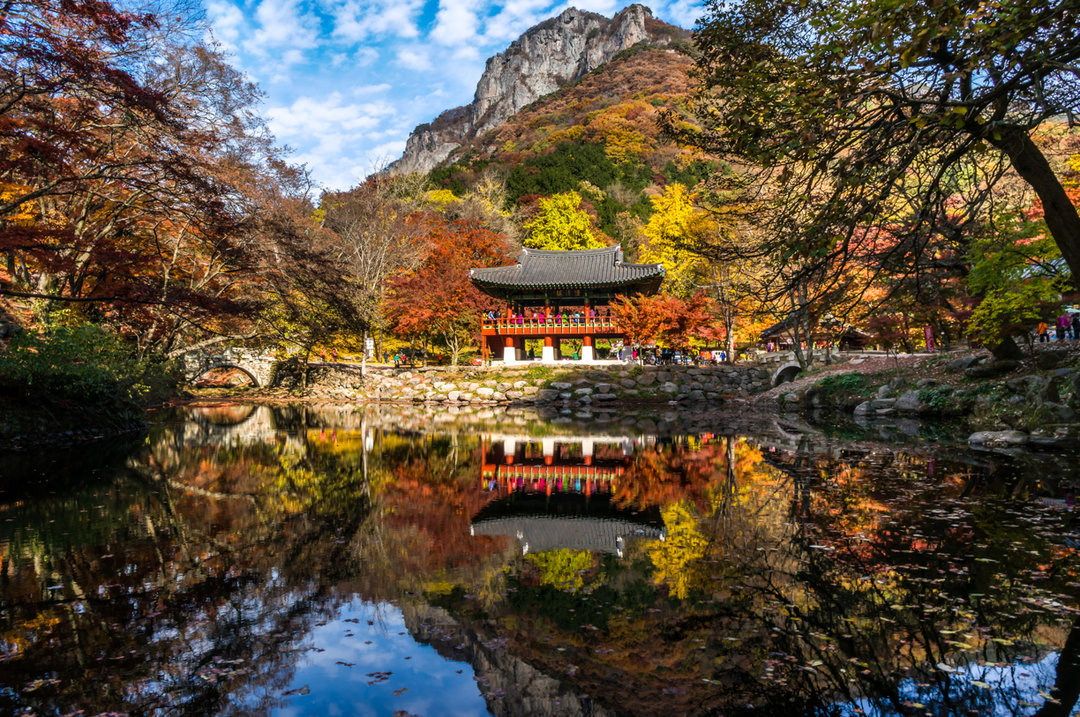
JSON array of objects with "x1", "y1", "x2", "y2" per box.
[
  {"x1": 4, "y1": 405, "x2": 1080, "y2": 716},
  {"x1": 426, "y1": 434, "x2": 1080, "y2": 716},
  {"x1": 0, "y1": 410, "x2": 379, "y2": 716}
]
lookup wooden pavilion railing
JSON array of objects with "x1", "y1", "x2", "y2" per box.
[{"x1": 480, "y1": 315, "x2": 621, "y2": 336}]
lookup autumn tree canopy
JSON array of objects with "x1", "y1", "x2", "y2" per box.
[
  {"x1": 682, "y1": 0, "x2": 1080, "y2": 302},
  {"x1": 523, "y1": 191, "x2": 604, "y2": 251},
  {"x1": 384, "y1": 219, "x2": 509, "y2": 365}
]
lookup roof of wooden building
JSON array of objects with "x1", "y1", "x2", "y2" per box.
[{"x1": 469, "y1": 246, "x2": 664, "y2": 291}]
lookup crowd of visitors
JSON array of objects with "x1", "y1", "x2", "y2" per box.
[{"x1": 1037, "y1": 312, "x2": 1080, "y2": 342}]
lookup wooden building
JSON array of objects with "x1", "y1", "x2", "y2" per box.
[{"x1": 469, "y1": 245, "x2": 664, "y2": 363}]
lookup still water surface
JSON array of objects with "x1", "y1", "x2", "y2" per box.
[{"x1": 1, "y1": 403, "x2": 1078, "y2": 716}]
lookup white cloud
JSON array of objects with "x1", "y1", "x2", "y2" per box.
[
  {"x1": 265, "y1": 93, "x2": 403, "y2": 188},
  {"x1": 555, "y1": 0, "x2": 616, "y2": 16},
  {"x1": 266, "y1": 92, "x2": 394, "y2": 136},
  {"x1": 350, "y1": 83, "x2": 393, "y2": 96},
  {"x1": 429, "y1": 0, "x2": 482, "y2": 46},
  {"x1": 395, "y1": 46, "x2": 433, "y2": 71},
  {"x1": 655, "y1": 0, "x2": 705, "y2": 28},
  {"x1": 481, "y1": 0, "x2": 553, "y2": 43},
  {"x1": 353, "y1": 47, "x2": 380, "y2": 66},
  {"x1": 254, "y1": 0, "x2": 318, "y2": 47},
  {"x1": 330, "y1": 0, "x2": 423, "y2": 42},
  {"x1": 204, "y1": 0, "x2": 247, "y2": 52}
]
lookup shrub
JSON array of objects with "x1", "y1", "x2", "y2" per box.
[
  {"x1": 0, "y1": 324, "x2": 167, "y2": 407},
  {"x1": 814, "y1": 373, "x2": 871, "y2": 397}
]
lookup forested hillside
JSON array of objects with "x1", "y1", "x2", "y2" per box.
[{"x1": 426, "y1": 46, "x2": 715, "y2": 245}]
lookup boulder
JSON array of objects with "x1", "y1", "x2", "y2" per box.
[
  {"x1": 1037, "y1": 376, "x2": 1063, "y2": 405},
  {"x1": 1032, "y1": 401, "x2": 1076, "y2": 425},
  {"x1": 1036, "y1": 349, "x2": 1071, "y2": 370},
  {"x1": 636, "y1": 374, "x2": 656, "y2": 387},
  {"x1": 661, "y1": 382, "x2": 679, "y2": 393},
  {"x1": 916, "y1": 378, "x2": 937, "y2": 388},
  {"x1": 965, "y1": 360, "x2": 1018, "y2": 378},
  {"x1": 447, "y1": 390, "x2": 462, "y2": 402},
  {"x1": 946, "y1": 355, "x2": 986, "y2": 372},
  {"x1": 476, "y1": 386, "x2": 495, "y2": 397},
  {"x1": 968, "y1": 430, "x2": 1029, "y2": 446},
  {"x1": 536, "y1": 389, "x2": 560, "y2": 402},
  {"x1": 1007, "y1": 375, "x2": 1047, "y2": 395},
  {"x1": 895, "y1": 391, "x2": 926, "y2": 414},
  {"x1": 550, "y1": 382, "x2": 572, "y2": 390},
  {"x1": 595, "y1": 383, "x2": 612, "y2": 393},
  {"x1": 688, "y1": 390, "x2": 706, "y2": 402},
  {"x1": 593, "y1": 393, "x2": 617, "y2": 401}
]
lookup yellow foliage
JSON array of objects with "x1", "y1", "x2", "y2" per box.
[
  {"x1": 425, "y1": 189, "x2": 459, "y2": 207},
  {"x1": 0, "y1": 182, "x2": 38, "y2": 225},
  {"x1": 523, "y1": 191, "x2": 604, "y2": 250},
  {"x1": 647, "y1": 500, "x2": 708, "y2": 600},
  {"x1": 639, "y1": 184, "x2": 716, "y2": 295}
]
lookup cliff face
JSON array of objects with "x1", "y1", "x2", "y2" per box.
[{"x1": 392, "y1": 4, "x2": 674, "y2": 174}]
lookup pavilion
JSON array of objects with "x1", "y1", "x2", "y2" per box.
[
  {"x1": 471, "y1": 432, "x2": 665, "y2": 556},
  {"x1": 469, "y1": 245, "x2": 664, "y2": 363}
]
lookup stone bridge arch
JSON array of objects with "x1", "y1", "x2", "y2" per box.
[
  {"x1": 180, "y1": 346, "x2": 277, "y2": 388},
  {"x1": 772, "y1": 362, "x2": 802, "y2": 387}
]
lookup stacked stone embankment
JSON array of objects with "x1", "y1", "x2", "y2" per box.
[{"x1": 304, "y1": 364, "x2": 771, "y2": 405}]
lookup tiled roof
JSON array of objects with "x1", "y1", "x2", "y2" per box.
[
  {"x1": 470, "y1": 516, "x2": 665, "y2": 555},
  {"x1": 470, "y1": 246, "x2": 664, "y2": 290}
]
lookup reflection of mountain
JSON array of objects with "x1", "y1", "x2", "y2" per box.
[
  {"x1": 403, "y1": 603, "x2": 615, "y2": 717},
  {"x1": 471, "y1": 492, "x2": 664, "y2": 555}
]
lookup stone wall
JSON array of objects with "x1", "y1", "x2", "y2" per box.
[{"x1": 304, "y1": 364, "x2": 771, "y2": 405}]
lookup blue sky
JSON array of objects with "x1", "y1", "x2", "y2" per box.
[{"x1": 201, "y1": 0, "x2": 706, "y2": 190}]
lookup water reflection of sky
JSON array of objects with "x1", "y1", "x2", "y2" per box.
[
  {"x1": 256, "y1": 601, "x2": 489, "y2": 717},
  {"x1": 839, "y1": 653, "x2": 1076, "y2": 716}
]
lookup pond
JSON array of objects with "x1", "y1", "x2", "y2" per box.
[{"x1": 1, "y1": 403, "x2": 1078, "y2": 716}]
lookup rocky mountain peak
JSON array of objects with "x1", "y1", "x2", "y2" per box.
[{"x1": 390, "y1": 4, "x2": 678, "y2": 175}]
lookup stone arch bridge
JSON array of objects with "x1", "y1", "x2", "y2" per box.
[{"x1": 180, "y1": 346, "x2": 278, "y2": 387}]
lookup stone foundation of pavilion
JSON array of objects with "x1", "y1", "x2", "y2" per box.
[{"x1": 469, "y1": 246, "x2": 664, "y2": 364}]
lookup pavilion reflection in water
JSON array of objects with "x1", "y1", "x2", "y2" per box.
[{"x1": 471, "y1": 434, "x2": 665, "y2": 557}]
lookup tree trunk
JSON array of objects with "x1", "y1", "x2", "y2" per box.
[
  {"x1": 1034, "y1": 617, "x2": 1080, "y2": 717},
  {"x1": 994, "y1": 128, "x2": 1080, "y2": 289}
]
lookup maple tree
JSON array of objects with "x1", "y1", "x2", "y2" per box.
[
  {"x1": 611, "y1": 291, "x2": 717, "y2": 352},
  {"x1": 384, "y1": 219, "x2": 509, "y2": 365},
  {"x1": 0, "y1": 0, "x2": 331, "y2": 358}
]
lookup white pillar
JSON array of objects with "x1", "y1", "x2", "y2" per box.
[
  {"x1": 541, "y1": 344, "x2": 556, "y2": 362},
  {"x1": 503, "y1": 345, "x2": 517, "y2": 364},
  {"x1": 580, "y1": 345, "x2": 595, "y2": 362},
  {"x1": 542, "y1": 437, "x2": 556, "y2": 459},
  {"x1": 581, "y1": 438, "x2": 594, "y2": 459},
  {"x1": 503, "y1": 438, "x2": 516, "y2": 458}
]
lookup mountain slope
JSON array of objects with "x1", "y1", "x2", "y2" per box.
[{"x1": 391, "y1": 4, "x2": 687, "y2": 174}]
